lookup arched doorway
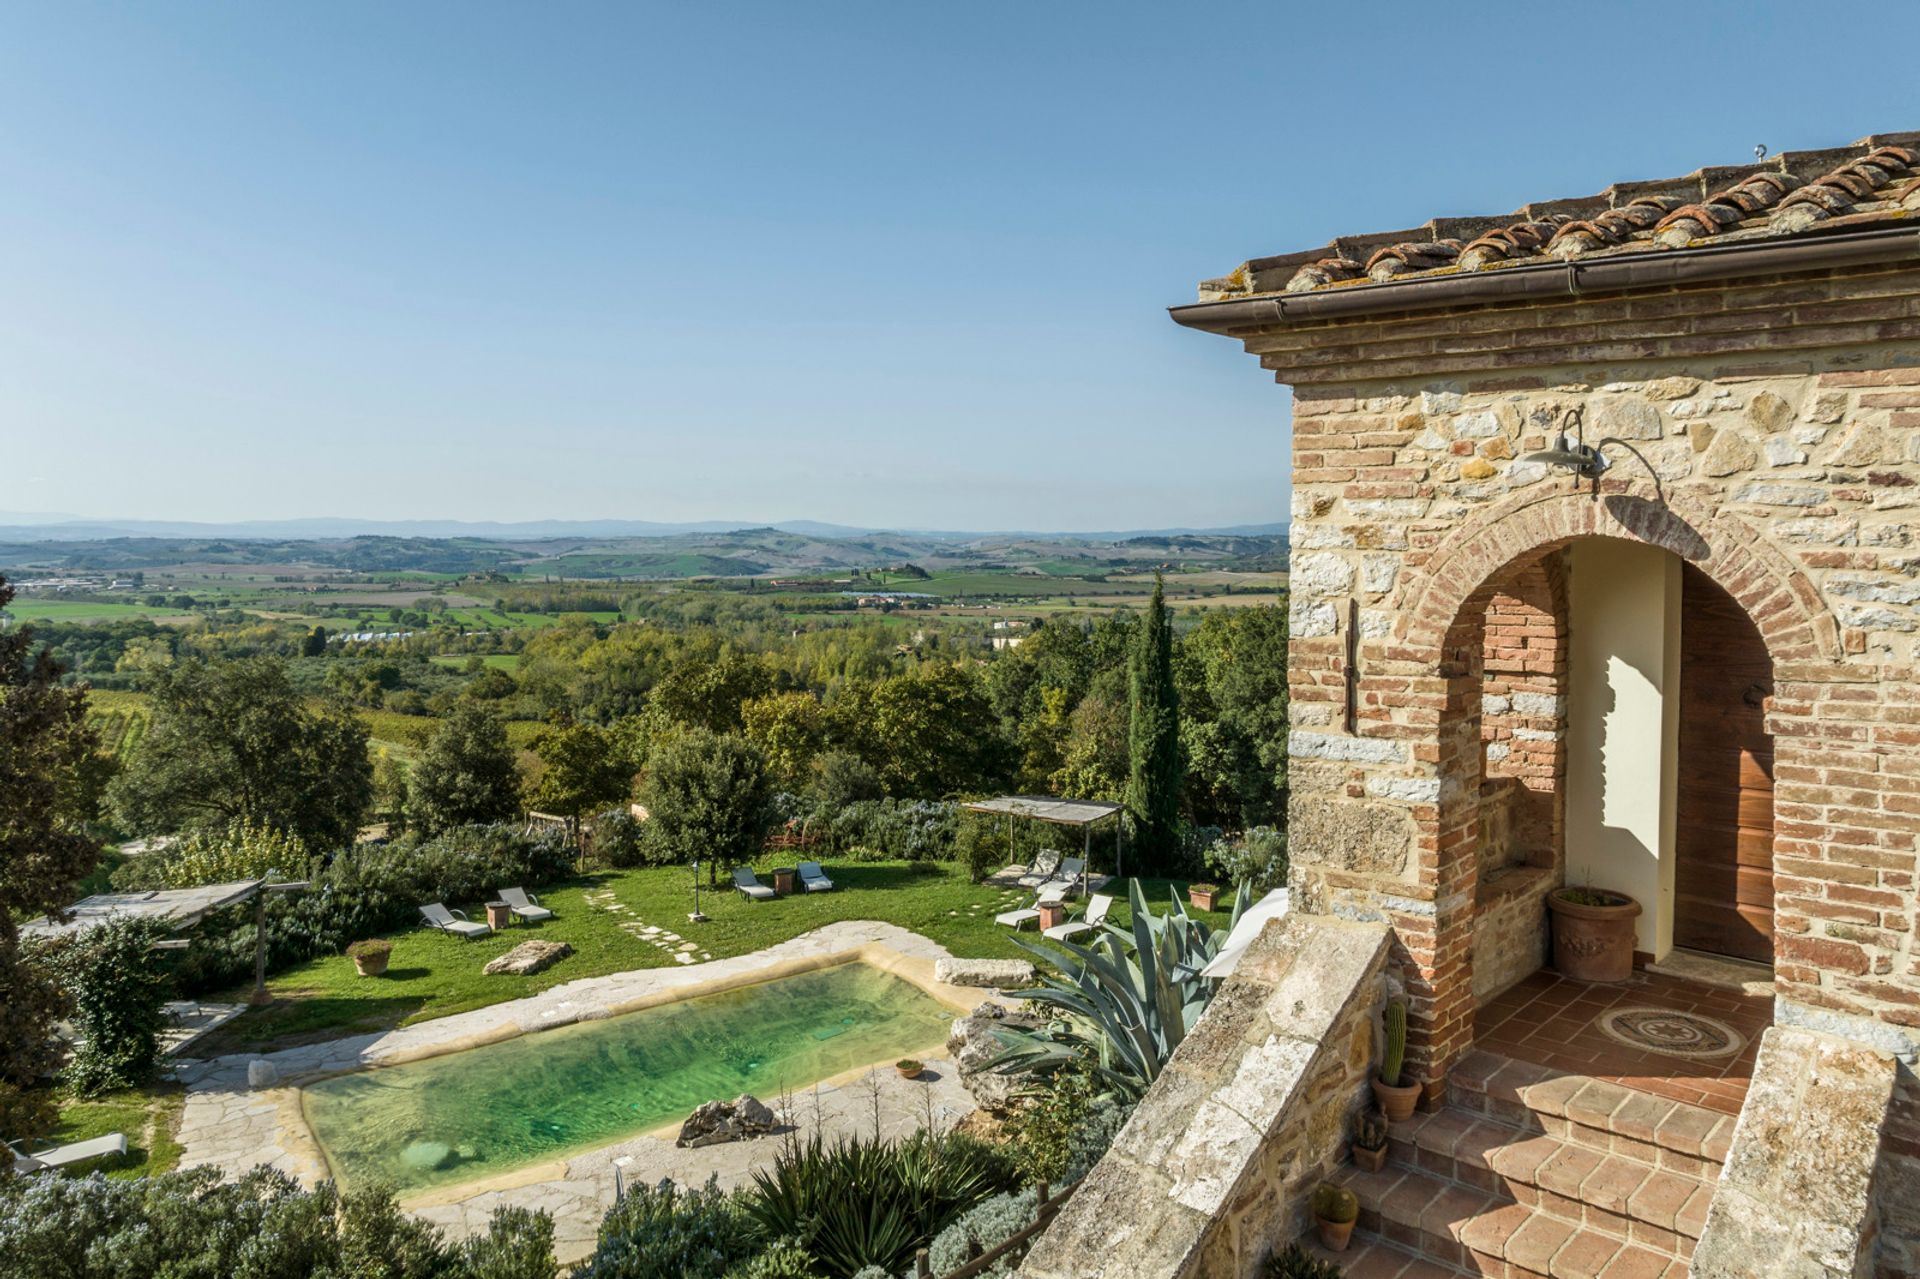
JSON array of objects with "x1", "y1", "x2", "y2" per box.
[{"x1": 1673, "y1": 563, "x2": 1776, "y2": 964}]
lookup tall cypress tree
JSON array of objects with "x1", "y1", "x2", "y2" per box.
[{"x1": 1127, "y1": 573, "x2": 1182, "y2": 870}]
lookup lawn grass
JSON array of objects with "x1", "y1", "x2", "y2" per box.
[
  {"x1": 47, "y1": 1085, "x2": 185, "y2": 1180},
  {"x1": 198, "y1": 860, "x2": 1227, "y2": 1054}
]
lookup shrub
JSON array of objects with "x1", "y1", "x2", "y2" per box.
[
  {"x1": 0, "y1": 1164, "x2": 555, "y2": 1279},
  {"x1": 1203, "y1": 825, "x2": 1288, "y2": 896},
  {"x1": 36, "y1": 917, "x2": 172, "y2": 1096},
  {"x1": 593, "y1": 807, "x2": 663, "y2": 868},
  {"x1": 951, "y1": 814, "x2": 1006, "y2": 883},
  {"x1": 578, "y1": 1177, "x2": 760, "y2": 1279},
  {"x1": 743, "y1": 1130, "x2": 1018, "y2": 1278},
  {"x1": 925, "y1": 1186, "x2": 1039, "y2": 1279},
  {"x1": 111, "y1": 820, "x2": 310, "y2": 891},
  {"x1": 1000, "y1": 1067, "x2": 1096, "y2": 1185},
  {"x1": 1061, "y1": 1095, "x2": 1135, "y2": 1185},
  {"x1": 722, "y1": 1236, "x2": 824, "y2": 1279}
]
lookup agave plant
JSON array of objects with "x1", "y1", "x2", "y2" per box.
[{"x1": 987, "y1": 879, "x2": 1251, "y2": 1101}]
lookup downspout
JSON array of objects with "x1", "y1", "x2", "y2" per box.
[{"x1": 1168, "y1": 224, "x2": 1920, "y2": 333}]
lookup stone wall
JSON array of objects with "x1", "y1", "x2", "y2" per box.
[
  {"x1": 1693, "y1": 1025, "x2": 1896, "y2": 1278},
  {"x1": 1017, "y1": 914, "x2": 1391, "y2": 1279},
  {"x1": 1471, "y1": 865, "x2": 1554, "y2": 1002}
]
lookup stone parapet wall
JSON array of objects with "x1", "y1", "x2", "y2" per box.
[
  {"x1": 1693, "y1": 1026, "x2": 1895, "y2": 1278},
  {"x1": 1017, "y1": 914, "x2": 1391, "y2": 1279}
]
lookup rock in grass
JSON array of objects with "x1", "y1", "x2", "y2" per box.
[{"x1": 483, "y1": 940, "x2": 573, "y2": 976}]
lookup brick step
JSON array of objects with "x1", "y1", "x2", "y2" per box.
[
  {"x1": 1388, "y1": 1105, "x2": 1715, "y2": 1246},
  {"x1": 1298, "y1": 1233, "x2": 1471, "y2": 1277},
  {"x1": 1449, "y1": 1049, "x2": 1736, "y2": 1177},
  {"x1": 1331, "y1": 1162, "x2": 1690, "y2": 1279}
]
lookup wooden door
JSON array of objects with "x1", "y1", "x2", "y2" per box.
[{"x1": 1673, "y1": 563, "x2": 1775, "y2": 963}]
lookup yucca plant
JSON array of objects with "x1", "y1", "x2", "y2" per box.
[
  {"x1": 742, "y1": 1130, "x2": 1016, "y2": 1278},
  {"x1": 986, "y1": 879, "x2": 1251, "y2": 1101}
]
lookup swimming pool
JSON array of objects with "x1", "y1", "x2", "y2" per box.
[{"x1": 300, "y1": 962, "x2": 955, "y2": 1195}]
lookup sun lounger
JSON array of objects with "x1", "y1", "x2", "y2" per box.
[
  {"x1": 419, "y1": 902, "x2": 491, "y2": 940},
  {"x1": 994, "y1": 890, "x2": 1062, "y2": 930},
  {"x1": 1036, "y1": 857, "x2": 1087, "y2": 900},
  {"x1": 497, "y1": 887, "x2": 553, "y2": 923},
  {"x1": 733, "y1": 867, "x2": 776, "y2": 901},
  {"x1": 1016, "y1": 850, "x2": 1063, "y2": 888},
  {"x1": 797, "y1": 861, "x2": 834, "y2": 892},
  {"x1": 1043, "y1": 893, "x2": 1114, "y2": 943},
  {"x1": 7, "y1": 1132, "x2": 128, "y2": 1174}
]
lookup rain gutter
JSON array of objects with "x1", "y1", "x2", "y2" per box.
[{"x1": 1167, "y1": 224, "x2": 1920, "y2": 334}]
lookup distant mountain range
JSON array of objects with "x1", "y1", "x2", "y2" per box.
[{"x1": 0, "y1": 512, "x2": 1287, "y2": 543}]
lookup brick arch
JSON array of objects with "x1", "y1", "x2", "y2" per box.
[{"x1": 1395, "y1": 484, "x2": 1840, "y2": 666}]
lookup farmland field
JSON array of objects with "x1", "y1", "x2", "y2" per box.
[
  {"x1": 86, "y1": 689, "x2": 152, "y2": 760},
  {"x1": 3, "y1": 598, "x2": 192, "y2": 622}
]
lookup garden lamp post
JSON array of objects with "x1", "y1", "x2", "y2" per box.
[{"x1": 689, "y1": 859, "x2": 708, "y2": 923}]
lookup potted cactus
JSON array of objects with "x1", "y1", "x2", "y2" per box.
[
  {"x1": 896, "y1": 1058, "x2": 924, "y2": 1080},
  {"x1": 1351, "y1": 1107, "x2": 1389, "y2": 1173},
  {"x1": 347, "y1": 938, "x2": 392, "y2": 977},
  {"x1": 1370, "y1": 999, "x2": 1420, "y2": 1122},
  {"x1": 1310, "y1": 1182, "x2": 1359, "y2": 1252}
]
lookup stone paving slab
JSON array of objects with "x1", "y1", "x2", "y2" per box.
[{"x1": 173, "y1": 920, "x2": 989, "y2": 1266}]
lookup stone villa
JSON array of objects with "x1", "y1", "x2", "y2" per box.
[{"x1": 1023, "y1": 133, "x2": 1920, "y2": 1277}]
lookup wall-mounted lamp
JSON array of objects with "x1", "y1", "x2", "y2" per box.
[{"x1": 1521, "y1": 406, "x2": 1613, "y2": 478}]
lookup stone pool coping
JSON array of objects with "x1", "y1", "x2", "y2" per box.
[{"x1": 174, "y1": 920, "x2": 996, "y2": 1239}]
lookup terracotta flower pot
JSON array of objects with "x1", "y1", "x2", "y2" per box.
[
  {"x1": 1352, "y1": 1143, "x2": 1388, "y2": 1173},
  {"x1": 1038, "y1": 901, "x2": 1069, "y2": 931},
  {"x1": 1314, "y1": 1214, "x2": 1356, "y2": 1252},
  {"x1": 1547, "y1": 888, "x2": 1642, "y2": 983},
  {"x1": 1371, "y1": 1076, "x2": 1421, "y2": 1123},
  {"x1": 1188, "y1": 884, "x2": 1220, "y2": 912},
  {"x1": 896, "y1": 1061, "x2": 924, "y2": 1080},
  {"x1": 352, "y1": 950, "x2": 390, "y2": 977}
]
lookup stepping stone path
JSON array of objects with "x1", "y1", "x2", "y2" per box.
[{"x1": 583, "y1": 888, "x2": 712, "y2": 964}]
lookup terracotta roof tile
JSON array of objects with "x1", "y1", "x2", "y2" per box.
[{"x1": 1203, "y1": 131, "x2": 1920, "y2": 302}]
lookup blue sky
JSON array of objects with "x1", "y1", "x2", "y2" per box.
[{"x1": 3, "y1": 3, "x2": 1915, "y2": 532}]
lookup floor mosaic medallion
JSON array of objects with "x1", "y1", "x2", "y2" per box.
[{"x1": 1595, "y1": 1006, "x2": 1746, "y2": 1059}]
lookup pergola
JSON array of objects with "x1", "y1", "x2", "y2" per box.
[
  {"x1": 21, "y1": 877, "x2": 308, "y2": 1004},
  {"x1": 959, "y1": 795, "x2": 1127, "y2": 876}
]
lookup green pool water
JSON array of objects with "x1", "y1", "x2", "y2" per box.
[{"x1": 301, "y1": 962, "x2": 954, "y2": 1195}]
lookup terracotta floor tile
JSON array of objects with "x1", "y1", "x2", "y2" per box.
[
  {"x1": 1507, "y1": 1214, "x2": 1577, "y2": 1273},
  {"x1": 1597, "y1": 1244, "x2": 1679, "y2": 1279}
]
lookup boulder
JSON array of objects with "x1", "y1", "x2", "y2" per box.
[
  {"x1": 934, "y1": 957, "x2": 1037, "y2": 989},
  {"x1": 483, "y1": 940, "x2": 573, "y2": 976},
  {"x1": 947, "y1": 1001, "x2": 1046, "y2": 1114},
  {"x1": 246, "y1": 1059, "x2": 278, "y2": 1090},
  {"x1": 676, "y1": 1093, "x2": 779, "y2": 1148}
]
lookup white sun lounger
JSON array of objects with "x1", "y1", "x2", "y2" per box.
[
  {"x1": 1016, "y1": 850, "x2": 1063, "y2": 888},
  {"x1": 797, "y1": 861, "x2": 834, "y2": 892},
  {"x1": 7, "y1": 1132, "x2": 128, "y2": 1173},
  {"x1": 1036, "y1": 857, "x2": 1087, "y2": 900},
  {"x1": 497, "y1": 887, "x2": 553, "y2": 923},
  {"x1": 1043, "y1": 893, "x2": 1114, "y2": 943},
  {"x1": 733, "y1": 867, "x2": 776, "y2": 901},
  {"x1": 419, "y1": 902, "x2": 491, "y2": 940},
  {"x1": 994, "y1": 890, "x2": 1063, "y2": 930}
]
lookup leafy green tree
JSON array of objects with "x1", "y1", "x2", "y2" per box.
[
  {"x1": 650, "y1": 649, "x2": 775, "y2": 732},
  {"x1": 637, "y1": 728, "x2": 776, "y2": 884},
  {"x1": 1176, "y1": 606, "x2": 1289, "y2": 827},
  {"x1": 849, "y1": 664, "x2": 1011, "y2": 798},
  {"x1": 107, "y1": 656, "x2": 373, "y2": 849},
  {"x1": 525, "y1": 720, "x2": 631, "y2": 838},
  {"x1": 806, "y1": 749, "x2": 884, "y2": 812},
  {"x1": 0, "y1": 575, "x2": 102, "y2": 1163},
  {"x1": 408, "y1": 703, "x2": 522, "y2": 835},
  {"x1": 741, "y1": 690, "x2": 829, "y2": 790},
  {"x1": 1126, "y1": 576, "x2": 1182, "y2": 869}
]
